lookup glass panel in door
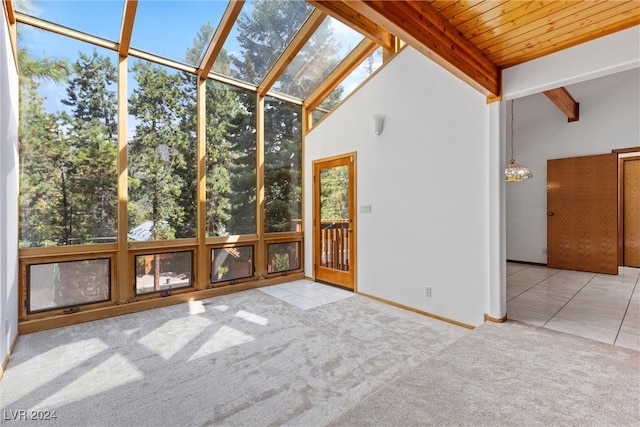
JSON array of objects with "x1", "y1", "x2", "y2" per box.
[
  {"x1": 319, "y1": 165, "x2": 350, "y2": 272},
  {"x1": 314, "y1": 154, "x2": 355, "y2": 290}
]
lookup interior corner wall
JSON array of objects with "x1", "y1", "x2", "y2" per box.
[
  {"x1": 506, "y1": 67, "x2": 640, "y2": 264},
  {"x1": 1, "y1": 6, "x2": 19, "y2": 368},
  {"x1": 304, "y1": 47, "x2": 491, "y2": 327}
]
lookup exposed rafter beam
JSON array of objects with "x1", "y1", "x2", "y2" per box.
[
  {"x1": 382, "y1": 35, "x2": 401, "y2": 63},
  {"x1": 304, "y1": 38, "x2": 378, "y2": 111},
  {"x1": 257, "y1": 8, "x2": 326, "y2": 96},
  {"x1": 15, "y1": 13, "x2": 118, "y2": 50},
  {"x1": 307, "y1": 0, "x2": 392, "y2": 50},
  {"x1": 118, "y1": 0, "x2": 137, "y2": 57},
  {"x1": 198, "y1": 0, "x2": 245, "y2": 79},
  {"x1": 129, "y1": 48, "x2": 197, "y2": 74},
  {"x1": 4, "y1": 0, "x2": 17, "y2": 70},
  {"x1": 4, "y1": 0, "x2": 16, "y2": 24},
  {"x1": 312, "y1": 0, "x2": 500, "y2": 98},
  {"x1": 543, "y1": 87, "x2": 580, "y2": 122}
]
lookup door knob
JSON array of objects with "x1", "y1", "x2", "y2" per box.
[{"x1": 548, "y1": 212, "x2": 554, "y2": 216}]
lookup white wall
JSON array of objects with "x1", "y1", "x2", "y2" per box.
[
  {"x1": 0, "y1": 6, "x2": 19, "y2": 368},
  {"x1": 503, "y1": 26, "x2": 640, "y2": 100},
  {"x1": 305, "y1": 47, "x2": 491, "y2": 327},
  {"x1": 506, "y1": 67, "x2": 640, "y2": 263}
]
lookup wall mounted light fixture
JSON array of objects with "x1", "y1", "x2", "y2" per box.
[{"x1": 372, "y1": 114, "x2": 385, "y2": 135}]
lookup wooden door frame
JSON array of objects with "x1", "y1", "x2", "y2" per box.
[
  {"x1": 312, "y1": 152, "x2": 357, "y2": 290},
  {"x1": 618, "y1": 152, "x2": 640, "y2": 267}
]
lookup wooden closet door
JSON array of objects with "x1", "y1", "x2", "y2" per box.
[
  {"x1": 547, "y1": 153, "x2": 618, "y2": 274},
  {"x1": 623, "y1": 158, "x2": 640, "y2": 267}
]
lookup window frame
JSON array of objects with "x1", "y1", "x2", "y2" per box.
[
  {"x1": 22, "y1": 253, "x2": 116, "y2": 318},
  {"x1": 210, "y1": 244, "x2": 256, "y2": 286},
  {"x1": 132, "y1": 249, "x2": 196, "y2": 298}
]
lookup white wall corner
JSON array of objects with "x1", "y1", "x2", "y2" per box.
[
  {"x1": 488, "y1": 102, "x2": 507, "y2": 320},
  {"x1": 1, "y1": 3, "x2": 20, "y2": 372}
]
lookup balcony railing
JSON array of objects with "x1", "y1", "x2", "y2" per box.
[{"x1": 320, "y1": 219, "x2": 350, "y2": 271}]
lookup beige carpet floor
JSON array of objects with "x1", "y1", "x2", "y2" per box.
[{"x1": 1, "y1": 285, "x2": 638, "y2": 426}]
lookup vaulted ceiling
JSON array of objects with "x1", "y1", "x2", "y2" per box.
[
  {"x1": 311, "y1": 0, "x2": 640, "y2": 98},
  {"x1": 6, "y1": 0, "x2": 640, "y2": 104}
]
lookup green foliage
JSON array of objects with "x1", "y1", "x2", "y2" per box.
[
  {"x1": 273, "y1": 253, "x2": 290, "y2": 272},
  {"x1": 17, "y1": 49, "x2": 70, "y2": 82},
  {"x1": 225, "y1": 89, "x2": 257, "y2": 235},
  {"x1": 128, "y1": 60, "x2": 195, "y2": 240},
  {"x1": 264, "y1": 97, "x2": 302, "y2": 232},
  {"x1": 62, "y1": 50, "x2": 117, "y2": 139},
  {"x1": 233, "y1": 0, "x2": 313, "y2": 85},
  {"x1": 320, "y1": 166, "x2": 349, "y2": 220},
  {"x1": 17, "y1": 1, "x2": 348, "y2": 247},
  {"x1": 18, "y1": 48, "x2": 117, "y2": 247}
]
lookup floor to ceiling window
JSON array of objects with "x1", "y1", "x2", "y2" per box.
[{"x1": 12, "y1": 0, "x2": 393, "y2": 329}]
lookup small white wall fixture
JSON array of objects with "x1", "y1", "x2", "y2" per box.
[{"x1": 372, "y1": 114, "x2": 385, "y2": 135}]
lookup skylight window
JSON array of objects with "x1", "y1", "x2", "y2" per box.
[
  {"x1": 15, "y1": 0, "x2": 124, "y2": 42},
  {"x1": 272, "y1": 16, "x2": 364, "y2": 99},
  {"x1": 130, "y1": 0, "x2": 228, "y2": 66},
  {"x1": 212, "y1": 0, "x2": 314, "y2": 85},
  {"x1": 320, "y1": 47, "x2": 384, "y2": 109}
]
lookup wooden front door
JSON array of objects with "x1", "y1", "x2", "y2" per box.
[
  {"x1": 313, "y1": 154, "x2": 356, "y2": 290},
  {"x1": 547, "y1": 153, "x2": 618, "y2": 274},
  {"x1": 623, "y1": 157, "x2": 640, "y2": 267}
]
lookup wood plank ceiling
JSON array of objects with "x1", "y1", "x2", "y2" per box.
[{"x1": 310, "y1": 0, "x2": 640, "y2": 98}]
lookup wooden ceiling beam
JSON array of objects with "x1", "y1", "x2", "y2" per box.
[
  {"x1": 307, "y1": 0, "x2": 393, "y2": 50},
  {"x1": 16, "y1": 13, "x2": 118, "y2": 51},
  {"x1": 198, "y1": 0, "x2": 245, "y2": 79},
  {"x1": 544, "y1": 87, "x2": 579, "y2": 122},
  {"x1": 257, "y1": 8, "x2": 326, "y2": 96},
  {"x1": 312, "y1": 0, "x2": 500, "y2": 98},
  {"x1": 4, "y1": 0, "x2": 17, "y2": 71},
  {"x1": 304, "y1": 38, "x2": 378, "y2": 111},
  {"x1": 118, "y1": 0, "x2": 137, "y2": 57},
  {"x1": 4, "y1": 0, "x2": 16, "y2": 24}
]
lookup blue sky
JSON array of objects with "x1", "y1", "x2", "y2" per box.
[
  {"x1": 17, "y1": 0, "x2": 234, "y2": 63},
  {"x1": 17, "y1": 0, "x2": 380, "y2": 115}
]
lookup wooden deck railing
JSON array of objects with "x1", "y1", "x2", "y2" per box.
[{"x1": 320, "y1": 219, "x2": 350, "y2": 271}]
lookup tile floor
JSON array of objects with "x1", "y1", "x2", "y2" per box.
[
  {"x1": 258, "y1": 279, "x2": 354, "y2": 310},
  {"x1": 507, "y1": 262, "x2": 640, "y2": 351},
  {"x1": 261, "y1": 271, "x2": 640, "y2": 351}
]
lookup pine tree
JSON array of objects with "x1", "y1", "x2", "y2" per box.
[
  {"x1": 231, "y1": 0, "x2": 345, "y2": 232},
  {"x1": 17, "y1": 47, "x2": 70, "y2": 247},
  {"x1": 59, "y1": 50, "x2": 118, "y2": 243},
  {"x1": 128, "y1": 60, "x2": 193, "y2": 240},
  {"x1": 233, "y1": 0, "x2": 314, "y2": 85}
]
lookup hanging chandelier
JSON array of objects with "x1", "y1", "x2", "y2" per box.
[{"x1": 505, "y1": 99, "x2": 533, "y2": 182}]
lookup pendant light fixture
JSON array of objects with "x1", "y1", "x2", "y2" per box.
[{"x1": 505, "y1": 99, "x2": 533, "y2": 182}]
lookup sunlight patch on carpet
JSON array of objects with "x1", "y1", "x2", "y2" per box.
[
  {"x1": 138, "y1": 316, "x2": 212, "y2": 360},
  {"x1": 235, "y1": 310, "x2": 269, "y2": 326},
  {"x1": 188, "y1": 325, "x2": 255, "y2": 361},
  {"x1": 2, "y1": 338, "x2": 108, "y2": 406},
  {"x1": 34, "y1": 353, "x2": 144, "y2": 410}
]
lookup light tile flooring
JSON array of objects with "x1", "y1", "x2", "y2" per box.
[
  {"x1": 258, "y1": 279, "x2": 354, "y2": 310},
  {"x1": 261, "y1": 273, "x2": 639, "y2": 351},
  {"x1": 507, "y1": 262, "x2": 640, "y2": 351}
]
